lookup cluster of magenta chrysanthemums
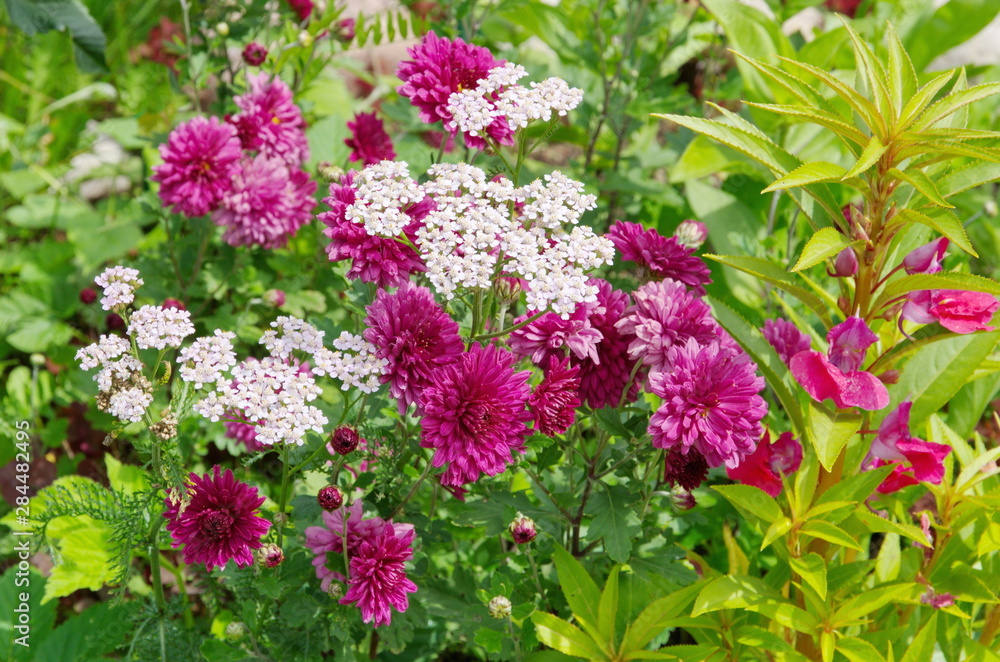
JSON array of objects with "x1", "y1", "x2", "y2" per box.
[{"x1": 151, "y1": 73, "x2": 316, "y2": 248}]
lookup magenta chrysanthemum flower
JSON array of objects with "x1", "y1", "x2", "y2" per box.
[
  {"x1": 345, "y1": 112, "x2": 396, "y2": 166},
  {"x1": 163, "y1": 466, "x2": 272, "y2": 571},
  {"x1": 340, "y1": 522, "x2": 418, "y2": 627},
  {"x1": 231, "y1": 73, "x2": 309, "y2": 166},
  {"x1": 420, "y1": 343, "x2": 533, "y2": 486},
  {"x1": 663, "y1": 448, "x2": 709, "y2": 491},
  {"x1": 648, "y1": 339, "x2": 767, "y2": 469},
  {"x1": 529, "y1": 356, "x2": 581, "y2": 436},
  {"x1": 152, "y1": 116, "x2": 243, "y2": 218},
  {"x1": 571, "y1": 278, "x2": 642, "y2": 409},
  {"x1": 364, "y1": 282, "x2": 465, "y2": 413},
  {"x1": 507, "y1": 306, "x2": 602, "y2": 367},
  {"x1": 762, "y1": 318, "x2": 811, "y2": 365},
  {"x1": 606, "y1": 221, "x2": 712, "y2": 294},
  {"x1": 320, "y1": 173, "x2": 426, "y2": 287},
  {"x1": 396, "y1": 31, "x2": 513, "y2": 150},
  {"x1": 615, "y1": 279, "x2": 723, "y2": 375},
  {"x1": 213, "y1": 155, "x2": 316, "y2": 249}
]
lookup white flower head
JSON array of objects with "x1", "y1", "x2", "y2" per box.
[
  {"x1": 94, "y1": 266, "x2": 143, "y2": 311},
  {"x1": 344, "y1": 161, "x2": 426, "y2": 238},
  {"x1": 128, "y1": 305, "x2": 195, "y2": 350}
]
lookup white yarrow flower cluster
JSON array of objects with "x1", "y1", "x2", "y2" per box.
[
  {"x1": 312, "y1": 332, "x2": 387, "y2": 393},
  {"x1": 178, "y1": 330, "x2": 237, "y2": 388},
  {"x1": 261, "y1": 316, "x2": 327, "y2": 360},
  {"x1": 94, "y1": 266, "x2": 143, "y2": 310},
  {"x1": 76, "y1": 334, "x2": 131, "y2": 370},
  {"x1": 108, "y1": 388, "x2": 154, "y2": 423},
  {"x1": 344, "y1": 161, "x2": 425, "y2": 237},
  {"x1": 128, "y1": 305, "x2": 195, "y2": 350}
]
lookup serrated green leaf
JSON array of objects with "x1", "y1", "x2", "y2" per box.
[
  {"x1": 764, "y1": 162, "x2": 850, "y2": 194},
  {"x1": 732, "y1": 52, "x2": 836, "y2": 114},
  {"x1": 807, "y1": 403, "x2": 861, "y2": 472},
  {"x1": 887, "y1": 168, "x2": 953, "y2": 208},
  {"x1": 654, "y1": 115, "x2": 795, "y2": 174},
  {"x1": 886, "y1": 26, "x2": 917, "y2": 118},
  {"x1": 745, "y1": 104, "x2": 868, "y2": 147},
  {"x1": 899, "y1": 71, "x2": 955, "y2": 130},
  {"x1": 816, "y1": 465, "x2": 895, "y2": 507},
  {"x1": 832, "y1": 583, "x2": 922, "y2": 625},
  {"x1": 474, "y1": 627, "x2": 506, "y2": 654},
  {"x1": 891, "y1": 208, "x2": 975, "y2": 256},
  {"x1": 841, "y1": 19, "x2": 894, "y2": 124},
  {"x1": 912, "y1": 83, "x2": 1000, "y2": 132},
  {"x1": 790, "y1": 553, "x2": 827, "y2": 601},
  {"x1": 838, "y1": 637, "x2": 887, "y2": 662},
  {"x1": 843, "y1": 135, "x2": 887, "y2": 179},
  {"x1": 791, "y1": 227, "x2": 851, "y2": 272},
  {"x1": 853, "y1": 506, "x2": 930, "y2": 546},
  {"x1": 532, "y1": 612, "x2": 607, "y2": 660},
  {"x1": 42, "y1": 515, "x2": 116, "y2": 603},
  {"x1": 900, "y1": 612, "x2": 938, "y2": 662},
  {"x1": 800, "y1": 520, "x2": 863, "y2": 552},
  {"x1": 704, "y1": 255, "x2": 832, "y2": 326},
  {"x1": 713, "y1": 484, "x2": 783, "y2": 524},
  {"x1": 6, "y1": 0, "x2": 108, "y2": 73},
  {"x1": 957, "y1": 446, "x2": 1000, "y2": 492},
  {"x1": 552, "y1": 545, "x2": 601, "y2": 637},
  {"x1": 619, "y1": 583, "x2": 702, "y2": 655},
  {"x1": 875, "y1": 273, "x2": 1000, "y2": 310},
  {"x1": 760, "y1": 516, "x2": 792, "y2": 551},
  {"x1": 693, "y1": 575, "x2": 818, "y2": 633},
  {"x1": 904, "y1": 139, "x2": 1000, "y2": 165},
  {"x1": 777, "y1": 57, "x2": 885, "y2": 137},
  {"x1": 939, "y1": 161, "x2": 1000, "y2": 199},
  {"x1": 934, "y1": 566, "x2": 999, "y2": 603},
  {"x1": 586, "y1": 488, "x2": 640, "y2": 563}
]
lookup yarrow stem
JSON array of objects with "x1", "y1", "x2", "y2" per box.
[
  {"x1": 390, "y1": 459, "x2": 435, "y2": 520},
  {"x1": 473, "y1": 310, "x2": 547, "y2": 341},
  {"x1": 276, "y1": 445, "x2": 291, "y2": 550}
]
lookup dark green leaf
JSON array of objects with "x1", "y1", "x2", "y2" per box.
[
  {"x1": 586, "y1": 488, "x2": 640, "y2": 563},
  {"x1": 5, "y1": 0, "x2": 108, "y2": 72}
]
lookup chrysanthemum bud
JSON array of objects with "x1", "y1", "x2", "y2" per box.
[
  {"x1": 329, "y1": 425, "x2": 361, "y2": 455},
  {"x1": 242, "y1": 42, "x2": 268, "y2": 66},
  {"x1": 297, "y1": 30, "x2": 314, "y2": 48},
  {"x1": 318, "y1": 162, "x2": 344, "y2": 182},
  {"x1": 225, "y1": 621, "x2": 247, "y2": 642},
  {"x1": 670, "y1": 486, "x2": 697, "y2": 511},
  {"x1": 335, "y1": 18, "x2": 356, "y2": 43},
  {"x1": 162, "y1": 298, "x2": 186, "y2": 311},
  {"x1": 106, "y1": 313, "x2": 125, "y2": 331},
  {"x1": 257, "y1": 542, "x2": 284, "y2": 568},
  {"x1": 487, "y1": 596, "x2": 512, "y2": 620},
  {"x1": 674, "y1": 219, "x2": 708, "y2": 250},
  {"x1": 327, "y1": 582, "x2": 344, "y2": 599},
  {"x1": 317, "y1": 486, "x2": 344, "y2": 511},
  {"x1": 80, "y1": 287, "x2": 97, "y2": 304},
  {"x1": 216, "y1": 22, "x2": 230, "y2": 37},
  {"x1": 272, "y1": 512, "x2": 288, "y2": 527},
  {"x1": 509, "y1": 513, "x2": 537, "y2": 544},
  {"x1": 831, "y1": 247, "x2": 858, "y2": 277},
  {"x1": 264, "y1": 289, "x2": 286, "y2": 307},
  {"x1": 494, "y1": 276, "x2": 522, "y2": 305}
]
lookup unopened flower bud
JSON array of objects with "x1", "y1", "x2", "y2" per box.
[
  {"x1": 264, "y1": 289, "x2": 285, "y2": 307},
  {"x1": 80, "y1": 287, "x2": 97, "y2": 304},
  {"x1": 674, "y1": 219, "x2": 708, "y2": 250},
  {"x1": 318, "y1": 162, "x2": 344, "y2": 182},
  {"x1": 272, "y1": 512, "x2": 288, "y2": 527},
  {"x1": 225, "y1": 622, "x2": 247, "y2": 642},
  {"x1": 335, "y1": 18, "x2": 356, "y2": 43},
  {"x1": 298, "y1": 30, "x2": 314, "y2": 48},
  {"x1": 317, "y1": 485, "x2": 344, "y2": 511},
  {"x1": 328, "y1": 426, "x2": 361, "y2": 455},
  {"x1": 877, "y1": 369, "x2": 900, "y2": 385},
  {"x1": 106, "y1": 313, "x2": 125, "y2": 331},
  {"x1": 327, "y1": 582, "x2": 344, "y2": 599},
  {"x1": 831, "y1": 247, "x2": 858, "y2": 277},
  {"x1": 670, "y1": 486, "x2": 697, "y2": 511},
  {"x1": 986, "y1": 199, "x2": 998, "y2": 218},
  {"x1": 258, "y1": 543, "x2": 284, "y2": 568},
  {"x1": 162, "y1": 298, "x2": 186, "y2": 311},
  {"x1": 487, "y1": 596, "x2": 512, "y2": 619},
  {"x1": 902, "y1": 237, "x2": 948, "y2": 275},
  {"x1": 242, "y1": 42, "x2": 268, "y2": 66},
  {"x1": 509, "y1": 513, "x2": 537, "y2": 544},
  {"x1": 216, "y1": 22, "x2": 230, "y2": 37},
  {"x1": 494, "y1": 276, "x2": 522, "y2": 305}
]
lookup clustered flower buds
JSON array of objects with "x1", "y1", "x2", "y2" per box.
[
  {"x1": 509, "y1": 513, "x2": 537, "y2": 544},
  {"x1": 487, "y1": 596, "x2": 512, "y2": 620},
  {"x1": 317, "y1": 486, "x2": 344, "y2": 511}
]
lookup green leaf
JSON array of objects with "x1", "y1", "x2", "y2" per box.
[
  {"x1": 891, "y1": 209, "x2": 975, "y2": 256},
  {"x1": 597, "y1": 566, "x2": 619, "y2": 647},
  {"x1": 532, "y1": 612, "x2": 607, "y2": 660},
  {"x1": 843, "y1": 135, "x2": 887, "y2": 179},
  {"x1": 791, "y1": 227, "x2": 851, "y2": 272},
  {"x1": 5, "y1": 0, "x2": 108, "y2": 72},
  {"x1": 712, "y1": 484, "x2": 783, "y2": 524},
  {"x1": 885, "y1": 25, "x2": 917, "y2": 118},
  {"x1": 620, "y1": 583, "x2": 702, "y2": 655},
  {"x1": 706, "y1": 297, "x2": 805, "y2": 438},
  {"x1": 887, "y1": 168, "x2": 953, "y2": 208},
  {"x1": 764, "y1": 162, "x2": 850, "y2": 194},
  {"x1": 42, "y1": 515, "x2": 116, "y2": 603},
  {"x1": 900, "y1": 612, "x2": 938, "y2": 662},
  {"x1": 898, "y1": 71, "x2": 955, "y2": 130},
  {"x1": 957, "y1": 446, "x2": 1000, "y2": 492},
  {"x1": 761, "y1": 516, "x2": 793, "y2": 551},
  {"x1": 807, "y1": 403, "x2": 861, "y2": 472},
  {"x1": 777, "y1": 57, "x2": 885, "y2": 137},
  {"x1": 853, "y1": 507, "x2": 930, "y2": 546},
  {"x1": 653, "y1": 115, "x2": 798, "y2": 176},
  {"x1": 475, "y1": 627, "x2": 507, "y2": 654},
  {"x1": 913, "y1": 84, "x2": 1000, "y2": 132},
  {"x1": 934, "y1": 566, "x2": 999, "y2": 603},
  {"x1": 586, "y1": 487, "x2": 640, "y2": 563},
  {"x1": 704, "y1": 255, "x2": 832, "y2": 326},
  {"x1": 815, "y1": 465, "x2": 895, "y2": 507},
  {"x1": 904, "y1": 0, "x2": 1000, "y2": 71},
  {"x1": 104, "y1": 455, "x2": 149, "y2": 496},
  {"x1": 552, "y1": 545, "x2": 601, "y2": 630},
  {"x1": 732, "y1": 52, "x2": 838, "y2": 114},
  {"x1": 744, "y1": 104, "x2": 868, "y2": 147},
  {"x1": 832, "y1": 584, "x2": 922, "y2": 625},
  {"x1": 799, "y1": 520, "x2": 863, "y2": 552},
  {"x1": 790, "y1": 553, "x2": 827, "y2": 601},
  {"x1": 938, "y1": 161, "x2": 1000, "y2": 198},
  {"x1": 838, "y1": 637, "x2": 887, "y2": 662},
  {"x1": 692, "y1": 575, "x2": 818, "y2": 633},
  {"x1": 875, "y1": 273, "x2": 1000, "y2": 310},
  {"x1": 888, "y1": 331, "x2": 1000, "y2": 427}
]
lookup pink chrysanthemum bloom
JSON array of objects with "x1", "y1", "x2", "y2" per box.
[
  {"x1": 648, "y1": 339, "x2": 767, "y2": 469},
  {"x1": 345, "y1": 112, "x2": 397, "y2": 166},
  {"x1": 529, "y1": 356, "x2": 581, "y2": 436},
  {"x1": 213, "y1": 155, "x2": 316, "y2": 249},
  {"x1": 163, "y1": 466, "x2": 272, "y2": 571},
  {"x1": 762, "y1": 318, "x2": 811, "y2": 365},
  {"x1": 320, "y1": 172, "x2": 427, "y2": 287},
  {"x1": 340, "y1": 522, "x2": 418, "y2": 627},
  {"x1": 726, "y1": 430, "x2": 802, "y2": 497},
  {"x1": 396, "y1": 31, "x2": 513, "y2": 150},
  {"x1": 571, "y1": 278, "x2": 642, "y2": 409},
  {"x1": 231, "y1": 73, "x2": 309, "y2": 166},
  {"x1": 606, "y1": 220, "x2": 712, "y2": 294},
  {"x1": 304, "y1": 501, "x2": 413, "y2": 592},
  {"x1": 420, "y1": 343, "x2": 533, "y2": 486},
  {"x1": 364, "y1": 282, "x2": 465, "y2": 413},
  {"x1": 152, "y1": 116, "x2": 243, "y2": 217},
  {"x1": 865, "y1": 401, "x2": 950, "y2": 494},
  {"x1": 507, "y1": 306, "x2": 602, "y2": 367},
  {"x1": 615, "y1": 279, "x2": 723, "y2": 375}
]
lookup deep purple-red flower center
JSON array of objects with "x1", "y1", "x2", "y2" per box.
[{"x1": 200, "y1": 510, "x2": 235, "y2": 540}]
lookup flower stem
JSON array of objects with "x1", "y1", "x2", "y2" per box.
[
  {"x1": 276, "y1": 445, "x2": 291, "y2": 550},
  {"x1": 507, "y1": 615, "x2": 523, "y2": 662},
  {"x1": 390, "y1": 459, "x2": 434, "y2": 520},
  {"x1": 472, "y1": 310, "x2": 546, "y2": 341}
]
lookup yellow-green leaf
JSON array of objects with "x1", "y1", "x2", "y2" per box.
[
  {"x1": 532, "y1": 612, "x2": 608, "y2": 660},
  {"x1": 886, "y1": 25, "x2": 917, "y2": 117},
  {"x1": 886, "y1": 168, "x2": 953, "y2": 208},
  {"x1": 704, "y1": 255, "x2": 832, "y2": 326},
  {"x1": 800, "y1": 520, "x2": 863, "y2": 552},
  {"x1": 807, "y1": 403, "x2": 861, "y2": 472},
  {"x1": 778, "y1": 56, "x2": 886, "y2": 137},
  {"x1": 912, "y1": 82, "x2": 1000, "y2": 132},
  {"x1": 938, "y1": 161, "x2": 1000, "y2": 198},
  {"x1": 764, "y1": 162, "x2": 849, "y2": 194},
  {"x1": 597, "y1": 566, "x2": 620, "y2": 646},
  {"x1": 791, "y1": 227, "x2": 851, "y2": 272},
  {"x1": 713, "y1": 484, "x2": 783, "y2": 524},
  {"x1": 745, "y1": 103, "x2": 868, "y2": 147},
  {"x1": 898, "y1": 71, "x2": 954, "y2": 130},
  {"x1": 891, "y1": 208, "x2": 975, "y2": 256},
  {"x1": 790, "y1": 553, "x2": 827, "y2": 601},
  {"x1": 843, "y1": 135, "x2": 887, "y2": 179},
  {"x1": 761, "y1": 516, "x2": 793, "y2": 551}
]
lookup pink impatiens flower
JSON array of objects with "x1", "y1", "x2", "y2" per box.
[
  {"x1": 789, "y1": 316, "x2": 889, "y2": 411},
  {"x1": 726, "y1": 430, "x2": 802, "y2": 497},
  {"x1": 152, "y1": 116, "x2": 243, "y2": 217},
  {"x1": 866, "y1": 401, "x2": 950, "y2": 494},
  {"x1": 606, "y1": 220, "x2": 712, "y2": 294},
  {"x1": 345, "y1": 112, "x2": 396, "y2": 166},
  {"x1": 901, "y1": 289, "x2": 999, "y2": 334},
  {"x1": 903, "y1": 237, "x2": 949, "y2": 275}
]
